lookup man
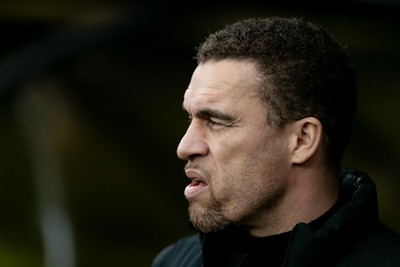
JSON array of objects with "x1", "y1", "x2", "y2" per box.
[{"x1": 152, "y1": 17, "x2": 400, "y2": 267}]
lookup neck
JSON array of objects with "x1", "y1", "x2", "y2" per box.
[{"x1": 247, "y1": 165, "x2": 339, "y2": 237}]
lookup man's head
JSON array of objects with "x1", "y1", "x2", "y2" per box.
[
  {"x1": 196, "y1": 17, "x2": 357, "y2": 168},
  {"x1": 177, "y1": 17, "x2": 356, "y2": 236}
]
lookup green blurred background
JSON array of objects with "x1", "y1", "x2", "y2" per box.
[{"x1": 0, "y1": 1, "x2": 399, "y2": 266}]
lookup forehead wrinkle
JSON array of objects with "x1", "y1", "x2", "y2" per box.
[
  {"x1": 182, "y1": 87, "x2": 227, "y2": 114},
  {"x1": 183, "y1": 61, "x2": 262, "y2": 115}
]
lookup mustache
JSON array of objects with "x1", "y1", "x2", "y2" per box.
[
  {"x1": 184, "y1": 161, "x2": 210, "y2": 179},
  {"x1": 184, "y1": 163, "x2": 193, "y2": 172},
  {"x1": 184, "y1": 161, "x2": 203, "y2": 171}
]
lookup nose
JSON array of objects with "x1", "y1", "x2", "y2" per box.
[{"x1": 177, "y1": 121, "x2": 208, "y2": 160}]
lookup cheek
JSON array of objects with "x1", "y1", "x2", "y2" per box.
[
  {"x1": 230, "y1": 135, "x2": 288, "y2": 185},
  {"x1": 210, "y1": 138, "x2": 266, "y2": 189},
  {"x1": 209, "y1": 129, "x2": 289, "y2": 188}
]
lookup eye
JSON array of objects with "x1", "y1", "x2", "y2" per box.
[
  {"x1": 208, "y1": 117, "x2": 221, "y2": 125},
  {"x1": 187, "y1": 116, "x2": 193, "y2": 124},
  {"x1": 207, "y1": 117, "x2": 226, "y2": 127}
]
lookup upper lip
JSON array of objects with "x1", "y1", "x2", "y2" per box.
[{"x1": 185, "y1": 169, "x2": 208, "y2": 184}]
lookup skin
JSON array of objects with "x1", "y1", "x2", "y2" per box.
[{"x1": 177, "y1": 59, "x2": 339, "y2": 237}]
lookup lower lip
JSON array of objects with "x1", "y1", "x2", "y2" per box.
[{"x1": 184, "y1": 182, "x2": 208, "y2": 198}]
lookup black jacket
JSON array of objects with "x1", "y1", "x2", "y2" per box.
[{"x1": 152, "y1": 169, "x2": 400, "y2": 267}]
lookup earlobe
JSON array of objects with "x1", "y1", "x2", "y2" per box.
[{"x1": 290, "y1": 117, "x2": 323, "y2": 165}]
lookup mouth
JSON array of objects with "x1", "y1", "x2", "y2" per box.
[{"x1": 184, "y1": 170, "x2": 208, "y2": 199}]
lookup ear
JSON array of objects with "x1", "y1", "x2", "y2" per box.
[{"x1": 289, "y1": 117, "x2": 323, "y2": 165}]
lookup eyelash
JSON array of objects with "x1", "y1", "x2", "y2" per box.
[
  {"x1": 207, "y1": 118, "x2": 221, "y2": 125},
  {"x1": 186, "y1": 116, "x2": 221, "y2": 126}
]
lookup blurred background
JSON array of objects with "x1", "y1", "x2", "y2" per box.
[{"x1": 0, "y1": 0, "x2": 399, "y2": 266}]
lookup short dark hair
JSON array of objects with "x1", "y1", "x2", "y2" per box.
[{"x1": 195, "y1": 17, "x2": 357, "y2": 167}]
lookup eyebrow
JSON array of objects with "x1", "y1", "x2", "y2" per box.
[{"x1": 194, "y1": 108, "x2": 235, "y2": 122}]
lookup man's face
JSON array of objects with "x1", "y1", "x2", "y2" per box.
[{"x1": 177, "y1": 60, "x2": 292, "y2": 233}]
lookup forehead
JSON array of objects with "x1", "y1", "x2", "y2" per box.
[{"x1": 183, "y1": 60, "x2": 261, "y2": 110}]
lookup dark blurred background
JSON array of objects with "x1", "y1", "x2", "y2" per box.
[{"x1": 0, "y1": 0, "x2": 399, "y2": 266}]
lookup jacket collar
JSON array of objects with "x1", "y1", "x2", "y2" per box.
[
  {"x1": 198, "y1": 168, "x2": 379, "y2": 267},
  {"x1": 284, "y1": 168, "x2": 379, "y2": 267}
]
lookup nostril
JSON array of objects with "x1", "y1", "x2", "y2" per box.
[{"x1": 188, "y1": 154, "x2": 202, "y2": 161}]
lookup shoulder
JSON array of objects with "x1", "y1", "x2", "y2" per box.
[
  {"x1": 360, "y1": 222, "x2": 400, "y2": 255},
  {"x1": 152, "y1": 234, "x2": 203, "y2": 267},
  {"x1": 339, "y1": 222, "x2": 400, "y2": 266}
]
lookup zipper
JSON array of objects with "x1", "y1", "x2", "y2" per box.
[
  {"x1": 282, "y1": 224, "x2": 299, "y2": 267},
  {"x1": 237, "y1": 253, "x2": 248, "y2": 267}
]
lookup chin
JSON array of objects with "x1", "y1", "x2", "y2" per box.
[{"x1": 188, "y1": 204, "x2": 230, "y2": 233}]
